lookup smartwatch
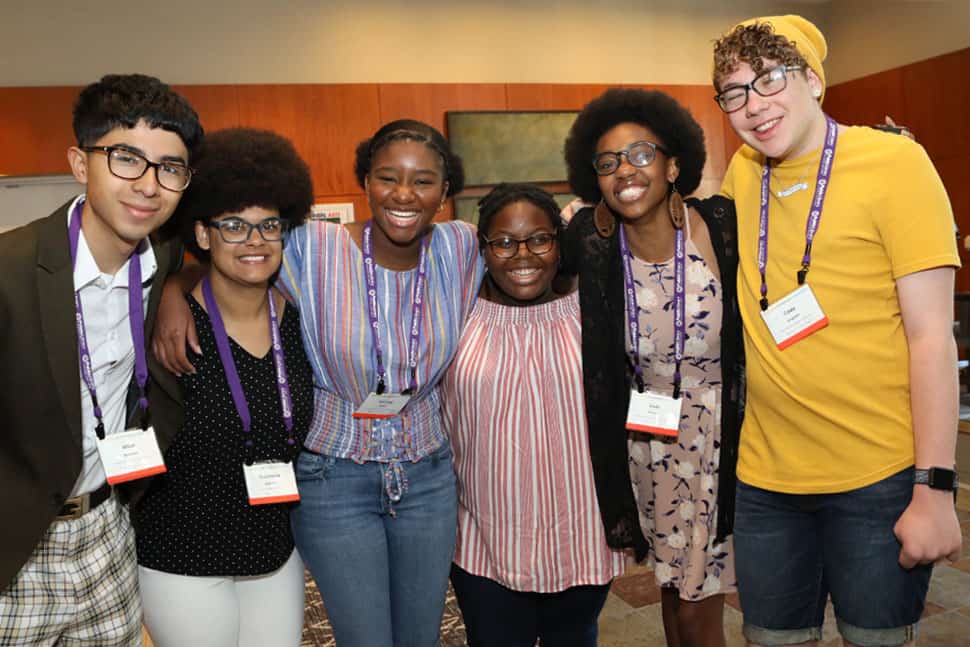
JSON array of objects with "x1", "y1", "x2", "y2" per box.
[{"x1": 913, "y1": 467, "x2": 960, "y2": 498}]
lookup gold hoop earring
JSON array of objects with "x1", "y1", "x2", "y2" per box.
[{"x1": 668, "y1": 184, "x2": 685, "y2": 229}]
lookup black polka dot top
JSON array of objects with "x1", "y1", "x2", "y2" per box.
[{"x1": 134, "y1": 295, "x2": 313, "y2": 576}]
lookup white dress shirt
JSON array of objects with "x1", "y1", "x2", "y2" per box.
[{"x1": 67, "y1": 195, "x2": 158, "y2": 496}]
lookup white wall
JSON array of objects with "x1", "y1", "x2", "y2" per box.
[{"x1": 0, "y1": 1, "x2": 966, "y2": 88}]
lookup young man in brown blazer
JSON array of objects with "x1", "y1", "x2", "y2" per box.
[{"x1": 0, "y1": 74, "x2": 202, "y2": 645}]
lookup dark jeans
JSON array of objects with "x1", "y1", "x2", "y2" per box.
[
  {"x1": 734, "y1": 467, "x2": 932, "y2": 647},
  {"x1": 450, "y1": 564, "x2": 611, "y2": 647}
]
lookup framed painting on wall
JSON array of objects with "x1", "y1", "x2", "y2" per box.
[{"x1": 446, "y1": 111, "x2": 579, "y2": 188}]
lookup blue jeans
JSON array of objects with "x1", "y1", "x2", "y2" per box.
[
  {"x1": 734, "y1": 468, "x2": 932, "y2": 647},
  {"x1": 450, "y1": 565, "x2": 610, "y2": 647},
  {"x1": 290, "y1": 443, "x2": 458, "y2": 647}
]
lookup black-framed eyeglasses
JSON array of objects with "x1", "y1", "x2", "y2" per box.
[
  {"x1": 208, "y1": 217, "x2": 287, "y2": 244},
  {"x1": 714, "y1": 64, "x2": 804, "y2": 114},
  {"x1": 482, "y1": 232, "x2": 557, "y2": 259},
  {"x1": 592, "y1": 141, "x2": 669, "y2": 176},
  {"x1": 82, "y1": 145, "x2": 193, "y2": 192}
]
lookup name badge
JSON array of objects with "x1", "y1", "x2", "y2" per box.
[
  {"x1": 96, "y1": 427, "x2": 167, "y2": 485},
  {"x1": 760, "y1": 284, "x2": 829, "y2": 350},
  {"x1": 242, "y1": 461, "x2": 300, "y2": 506},
  {"x1": 626, "y1": 390, "x2": 682, "y2": 437},
  {"x1": 353, "y1": 392, "x2": 411, "y2": 419}
]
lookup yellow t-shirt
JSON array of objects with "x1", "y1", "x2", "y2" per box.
[{"x1": 722, "y1": 126, "x2": 959, "y2": 493}]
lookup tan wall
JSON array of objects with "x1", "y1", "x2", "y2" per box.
[
  {"x1": 825, "y1": 0, "x2": 970, "y2": 84},
  {"x1": 1, "y1": 0, "x2": 827, "y2": 86},
  {"x1": 5, "y1": 1, "x2": 968, "y2": 87}
]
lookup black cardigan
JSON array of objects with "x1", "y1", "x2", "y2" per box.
[{"x1": 562, "y1": 196, "x2": 744, "y2": 561}]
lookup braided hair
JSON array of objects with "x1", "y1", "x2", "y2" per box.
[{"x1": 477, "y1": 183, "x2": 563, "y2": 248}]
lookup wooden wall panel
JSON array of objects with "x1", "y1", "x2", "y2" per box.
[
  {"x1": 505, "y1": 84, "x2": 611, "y2": 111},
  {"x1": 0, "y1": 86, "x2": 79, "y2": 175},
  {"x1": 235, "y1": 84, "x2": 381, "y2": 197},
  {"x1": 900, "y1": 49, "x2": 970, "y2": 164},
  {"x1": 378, "y1": 84, "x2": 507, "y2": 133},
  {"x1": 172, "y1": 84, "x2": 241, "y2": 133},
  {"x1": 823, "y1": 68, "x2": 906, "y2": 130}
]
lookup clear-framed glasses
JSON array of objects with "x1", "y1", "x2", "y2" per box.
[
  {"x1": 592, "y1": 141, "x2": 670, "y2": 176},
  {"x1": 82, "y1": 145, "x2": 193, "y2": 192},
  {"x1": 482, "y1": 232, "x2": 557, "y2": 258},
  {"x1": 208, "y1": 217, "x2": 287, "y2": 243},
  {"x1": 714, "y1": 64, "x2": 804, "y2": 113}
]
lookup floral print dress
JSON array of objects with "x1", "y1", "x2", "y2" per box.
[{"x1": 626, "y1": 220, "x2": 737, "y2": 601}]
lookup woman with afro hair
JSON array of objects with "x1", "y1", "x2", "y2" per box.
[
  {"x1": 562, "y1": 88, "x2": 744, "y2": 647},
  {"x1": 131, "y1": 128, "x2": 316, "y2": 646}
]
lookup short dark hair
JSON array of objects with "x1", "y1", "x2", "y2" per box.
[
  {"x1": 477, "y1": 183, "x2": 563, "y2": 249},
  {"x1": 72, "y1": 74, "x2": 203, "y2": 154},
  {"x1": 564, "y1": 88, "x2": 706, "y2": 203},
  {"x1": 174, "y1": 128, "x2": 314, "y2": 261},
  {"x1": 354, "y1": 119, "x2": 464, "y2": 196}
]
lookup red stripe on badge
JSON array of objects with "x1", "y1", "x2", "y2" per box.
[
  {"x1": 777, "y1": 316, "x2": 829, "y2": 350},
  {"x1": 626, "y1": 422, "x2": 679, "y2": 437},
  {"x1": 106, "y1": 464, "x2": 167, "y2": 484},
  {"x1": 249, "y1": 494, "x2": 301, "y2": 506}
]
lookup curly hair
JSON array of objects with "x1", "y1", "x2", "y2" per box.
[
  {"x1": 564, "y1": 89, "x2": 706, "y2": 204},
  {"x1": 73, "y1": 74, "x2": 203, "y2": 154},
  {"x1": 354, "y1": 119, "x2": 464, "y2": 196},
  {"x1": 713, "y1": 22, "x2": 808, "y2": 91},
  {"x1": 174, "y1": 127, "x2": 314, "y2": 261},
  {"x1": 476, "y1": 183, "x2": 563, "y2": 248}
]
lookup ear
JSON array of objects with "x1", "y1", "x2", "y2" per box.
[
  {"x1": 666, "y1": 157, "x2": 681, "y2": 185},
  {"x1": 805, "y1": 68, "x2": 824, "y2": 99},
  {"x1": 438, "y1": 181, "x2": 449, "y2": 212},
  {"x1": 195, "y1": 221, "x2": 211, "y2": 252},
  {"x1": 67, "y1": 146, "x2": 89, "y2": 186}
]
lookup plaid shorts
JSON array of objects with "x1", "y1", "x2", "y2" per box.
[{"x1": 0, "y1": 496, "x2": 141, "y2": 646}]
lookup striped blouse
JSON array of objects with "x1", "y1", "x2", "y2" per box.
[
  {"x1": 279, "y1": 220, "x2": 484, "y2": 462},
  {"x1": 442, "y1": 292, "x2": 626, "y2": 592}
]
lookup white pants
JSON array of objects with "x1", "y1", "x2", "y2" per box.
[{"x1": 139, "y1": 549, "x2": 305, "y2": 647}]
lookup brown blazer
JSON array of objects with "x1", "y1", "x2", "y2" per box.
[{"x1": 0, "y1": 200, "x2": 182, "y2": 590}]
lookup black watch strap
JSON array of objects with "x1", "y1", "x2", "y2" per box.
[{"x1": 913, "y1": 467, "x2": 959, "y2": 492}]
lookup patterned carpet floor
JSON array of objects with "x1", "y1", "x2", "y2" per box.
[{"x1": 300, "y1": 570, "x2": 467, "y2": 646}]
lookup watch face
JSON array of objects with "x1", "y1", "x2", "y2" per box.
[{"x1": 929, "y1": 468, "x2": 957, "y2": 491}]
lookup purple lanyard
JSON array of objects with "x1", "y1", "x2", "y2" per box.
[
  {"x1": 361, "y1": 221, "x2": 431, "y2": 396},
  {"x1": 68, "y1": 199, "x2": 148, "y2": 439},
  {"x1": 201, "y1": 277, "x2": 296, "y2": 461},
  {"x1": 619, "y1": 221, "x2": 686, "y2": 399},
  {"x1": 758, "y1": 116, "x2": 838, "y2": 311}
]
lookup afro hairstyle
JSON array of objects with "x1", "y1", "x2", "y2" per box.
[
  {"x1": 174, "y1": 127, "x2": 313, "y2": 261},
  {"x1": 564, "y1": 88, "x2": 706, "y2": 204}
]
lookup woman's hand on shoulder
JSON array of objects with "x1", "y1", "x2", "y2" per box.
[{"x1": 152, "y1": 268, "x2": 203, "y2": 376}]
